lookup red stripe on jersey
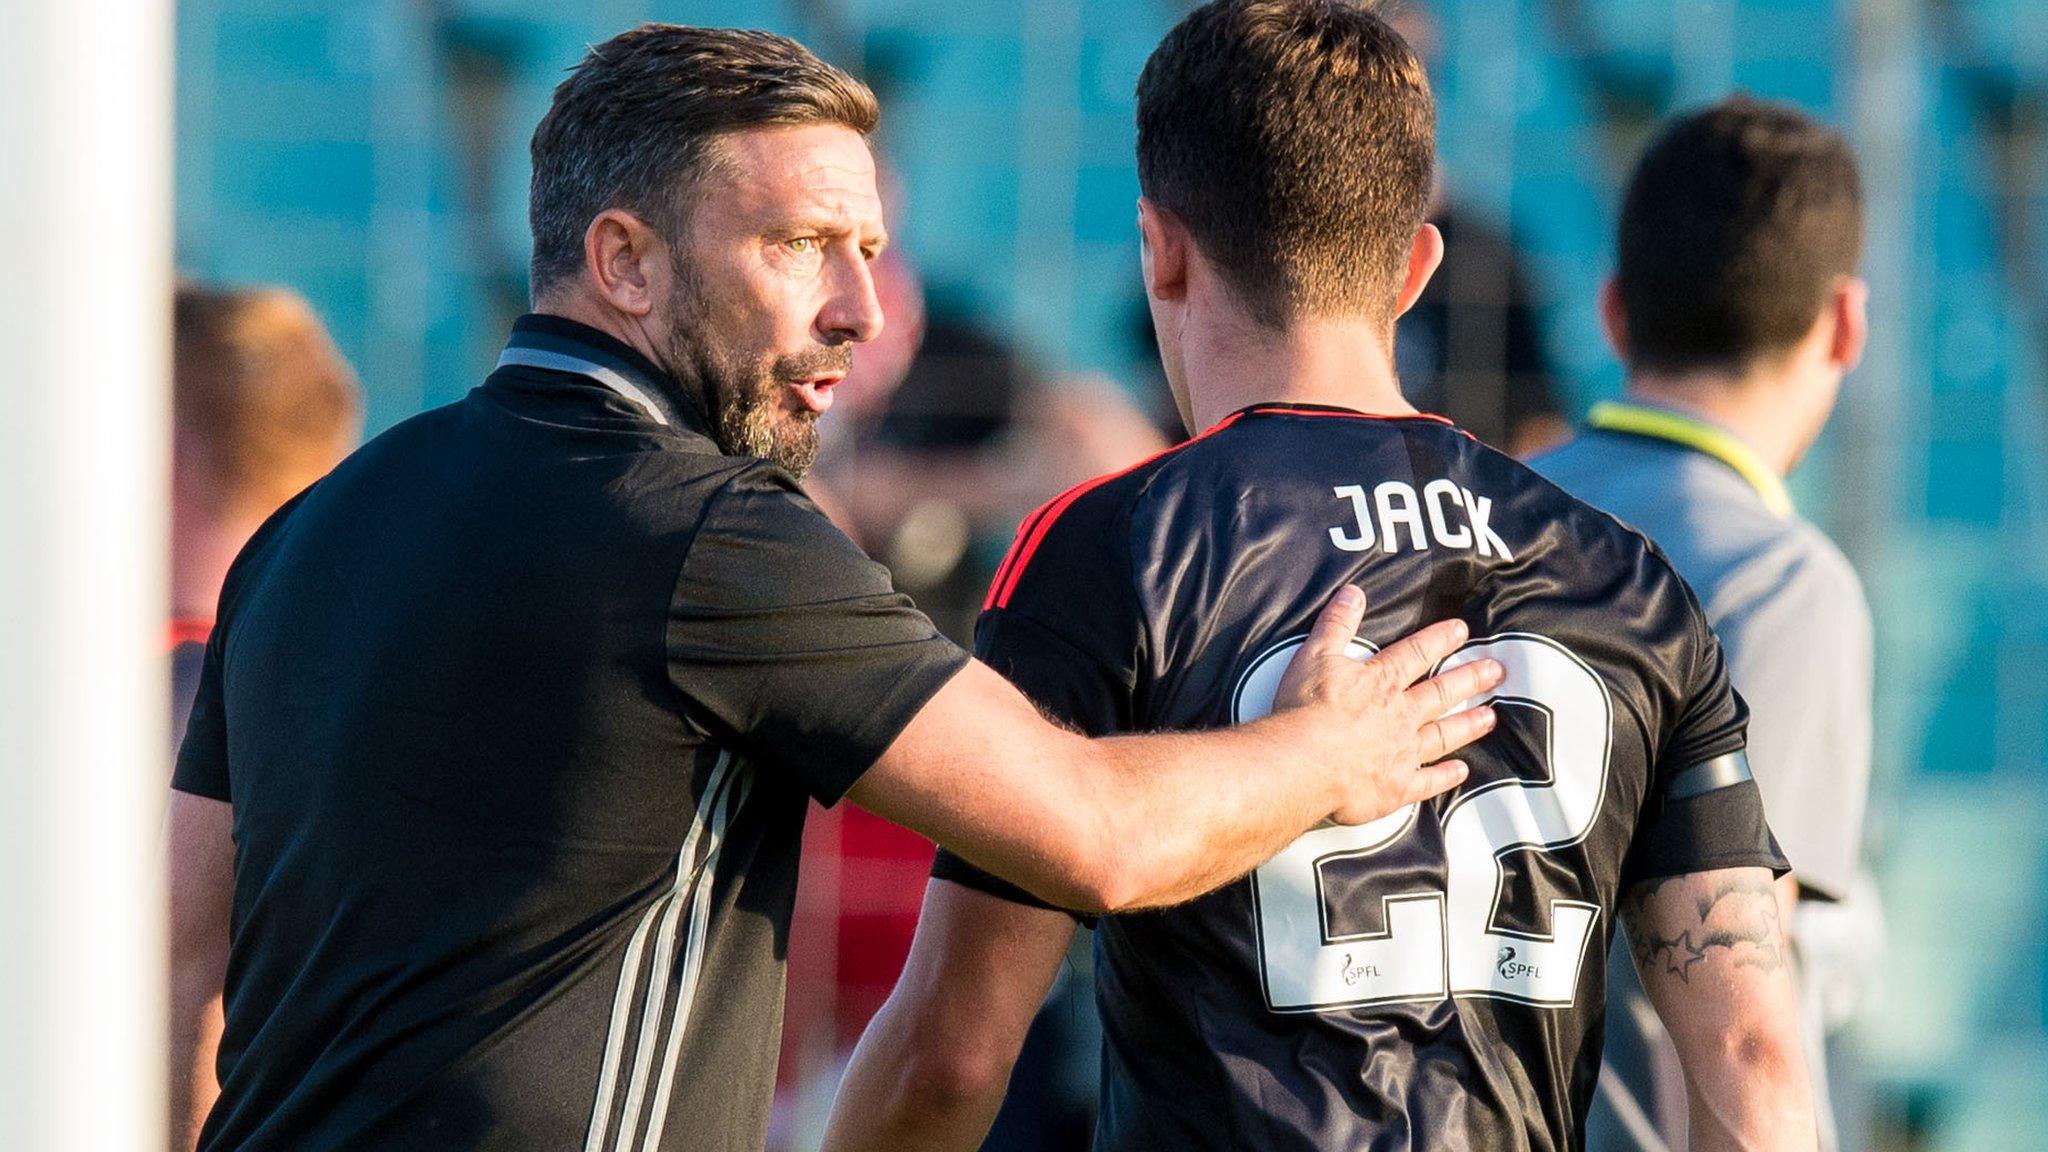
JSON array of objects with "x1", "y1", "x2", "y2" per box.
[
  {"x1": 985, "y1": 410, "x2": 1250, "y2": 611},
  {"x1": 167, "y1": 616, "x2": 214, "y2": 650},
  {"x1": 983, "y1": 498, "x2": 1060, "y2": 612}
]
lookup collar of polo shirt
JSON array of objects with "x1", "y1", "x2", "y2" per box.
[{"x1": 495, "y1": 315, "x2": 692, "y2": 429}]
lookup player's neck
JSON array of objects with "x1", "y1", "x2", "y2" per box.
[
  {"x1": 1183, "y1": 312, "x2": 1413, "y2": 434},
  {"x1": 1624, "y1": 371, "x2": 1804, "y2": 478}
]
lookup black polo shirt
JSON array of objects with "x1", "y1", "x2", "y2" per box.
[{"x1": 172, "y1": 314, "x2": 967, "y2": 1152}]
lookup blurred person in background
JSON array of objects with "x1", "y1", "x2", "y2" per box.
[
  {"x1": 824, "y1": 3, "x2": 1812, "y2": 1149},
  {"x1": 1532, "y1": 95, "x2": 1876, "y2": 1152},
  {"x1": 804, "y1": 163, "x2": 1170, "y2": 645},
  {"x1": 820, "y1": 300, "x2": 1167, "y2": 643},
  {"x1": 166, "y1": 282, "x2": 360, "y2": 1146},
  {"x1": 1387, "y1": 1, "x2": 1568, "y2": 457},
  {"x1": 168, "y1": 282, "x2": 360, "y2": 748},
  {"x1": 819, "y1": 308, "x2": 1160, "y2": 1152},
  {"x1": 164, "y1": 23, "x2": 1498, "y2": 1152}
]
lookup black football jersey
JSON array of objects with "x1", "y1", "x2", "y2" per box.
[{"x1": 933, "y1": 402, "x2": 1786, "y2": 1152}]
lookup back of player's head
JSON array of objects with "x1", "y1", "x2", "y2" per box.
[
  {"x1": 1616, "y1": 95, "x2": 1864, "y2": 373},
  {"x1": 1136, "y1": 0, "x2": 1436, "y2": 330},
  {"x1": 174, "y1": 284, "x2": 361, "y2": 522},
  {"x1": 527, "y1": 24, "x2": 879, "y2": 298}
]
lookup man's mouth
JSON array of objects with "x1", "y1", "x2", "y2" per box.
[{"x1": 786, "y1": 374, "x2": 844, "y2": 415}]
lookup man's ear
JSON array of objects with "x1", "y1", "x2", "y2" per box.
[
  {"x1": 1137, "y1": 198, "x2": 1187, "y2": 303},
  {"x1": 1598, "y1": 277, "x2": 1631, "y2": 363},
  {"x1": 1393, "y1": 222, "x2": 1444, "y2": 318},
  {"x1": 583, "y1": 209, "x2": 664, "y2": 317},
  {"x1": 1828, "y1": 275, "x2": 1870, "y2": 374}
]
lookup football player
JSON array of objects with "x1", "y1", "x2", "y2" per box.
[{"x1": 820, "y1": 3, "x2": 1815, "y2": 1150}]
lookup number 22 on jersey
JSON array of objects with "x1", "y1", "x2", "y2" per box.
[{"x1": 1232, "y1": 632, "x2": 1612, "y2": 1013}]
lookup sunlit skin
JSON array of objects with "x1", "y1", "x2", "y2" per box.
[{"x1": 540, "y1": 122, "x2": 888, "y2": 471}]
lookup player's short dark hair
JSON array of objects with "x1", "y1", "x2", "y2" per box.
[
  {"x1": 1616, "y1": 95, "x2": 1864, "y2": 373},
  {"x1": 174, "y1": 283, "x2": 361, "y2": 519},
  {"x1": 1135, "y1": 0, "x2": 1436, "y2": 330},
  {"x1": 527, "y1": 24, "x2": 879, "y2": 296}
]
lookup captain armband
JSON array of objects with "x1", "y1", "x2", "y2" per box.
[{"x1": 1657, "y1": 750, "x2": 1754, "y2": 811}]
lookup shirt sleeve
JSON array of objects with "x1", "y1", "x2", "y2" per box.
[
  {"x1": 666, "y1": 464, "x2": 968, "y2": 806},
  {"x1": 929, "y1": 483, "x2": 1143, "y2": 915},
  {"x1": 1621, "y1": 603, "x2": 1791, "y2": 892},
  {"x1": 1713, "y1": 543, "x2": 1873, "y2": 901},
  {"x1": 170, "y1": 629, "x2": 232, "y2": 801},
  {"x1": 169, "y1": 489, "x2": 311, "y2": 803}
]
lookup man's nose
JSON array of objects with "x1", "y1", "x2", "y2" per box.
[{"x1": 817, "y1": 253, "x2": 885, "y2": 346}]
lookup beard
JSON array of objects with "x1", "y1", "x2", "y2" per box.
[{"x1": 662, "y1": 260, "x2": 847, "y2": 478}]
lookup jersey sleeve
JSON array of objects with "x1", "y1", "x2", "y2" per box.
[
  {"x1": 667, "y1": 464, "x2": 969, "y2": 805},
  {"x1": 1621, "y1": 603, "x2": 1792, "y2": 892},
  {"x1": 929, "y1": 483, "x2": 1144, "y2": 914}
]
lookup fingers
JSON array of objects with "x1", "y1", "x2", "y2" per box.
[
  {"x1": 1299, "y1": 585, "x2": 1367, "y2": 659},
  {"x1": 1368, "y1": 616, "x2": 1469, "y2": 688},
  {"x1": 1402, "y1": 758, "x2": 1470, "y2": 806},
  {"x1": 1407, "y1": 657, "x2": 1504, "y2": 717},
  {"x1": 1416, "y1": 705, "x2": 1497, "y2": 763}
]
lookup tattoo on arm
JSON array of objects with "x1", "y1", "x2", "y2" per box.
[{"x1": 1620, "y1": 872, "x2": 1786, "y2": 986}]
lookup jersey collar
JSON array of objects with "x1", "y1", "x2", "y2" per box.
[
  {"x1": 1586, "y1": 400, "x2": 1794, "y2": 518},
  {"x1": 1230, "y1": 401, "x2": 1459, "y2": 428},
  {"x1": 495, "y1": 314, "x2": 697, "y2": 430}
]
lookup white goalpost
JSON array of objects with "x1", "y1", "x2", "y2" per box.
[{"x1": 0, "y1": 0, "x2": 173, "y2": 1147}]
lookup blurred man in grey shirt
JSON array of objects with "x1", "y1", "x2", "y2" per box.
[{"x1": 1534, "y1": 96, "x2": 1874, "y2": 1152}]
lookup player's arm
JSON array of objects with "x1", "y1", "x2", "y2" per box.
[
  {"x1": 1612, "y1": 566, "x2": 1818, "y2": 1149},
  {"x1": 819, "y1": 880, "x2": 1077, "y2": 1152},
  {"x1": 848, "y1": 587, "x2": 1499, "y2": 913},
  {"x1": 1622, "y1": 867, "x2": 1815, "y2": 1150},
  {"x1": 166, "y1": 790, "x2": 234, "y2": 1151}
]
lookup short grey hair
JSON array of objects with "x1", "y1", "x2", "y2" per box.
[{"x1": 527, "y1": 24, "x2": 879, "y2": 296}]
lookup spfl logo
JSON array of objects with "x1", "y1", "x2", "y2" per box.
[
  {"x1": 1497, "y1": 945, "x2": 1540, "y2": 981},
  {"x1": 1340, "y1": 952, "x2": 1380, "y2": 986}
]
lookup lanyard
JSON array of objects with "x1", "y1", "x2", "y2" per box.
[{"x1": 1585, "y1": 401, "x2": 1793, "y2": 518}]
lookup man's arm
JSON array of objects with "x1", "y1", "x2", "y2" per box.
[
  {"x1": 166, "y1": 791, "x2": 235, "y2": 1151},
  {"x1": 671, "y1": 472, "x2": 1497, "y2": 914},
  {"x1": 1620, "y1": 867, "x2": 1816, "y2": 1151},
  {"x1": 848, "y1": 588, "x2": 1500, "y2": 914},
  {"x1": 820, "y1": 880, "x2": 1077, "y2": 1152}
]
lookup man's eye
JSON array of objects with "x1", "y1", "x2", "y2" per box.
[{"x1": 785, "y1": 237, "x2": 821, "y2": 255}]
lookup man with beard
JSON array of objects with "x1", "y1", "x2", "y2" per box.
[{"x1": 163, "y1": 24, "x2": 1505, "y2": 1152}]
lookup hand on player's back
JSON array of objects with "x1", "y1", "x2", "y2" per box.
[{"x1": 1273, "y1": 586, "x2": 1501, "y2": 825}]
